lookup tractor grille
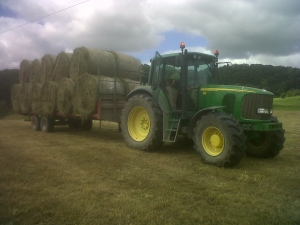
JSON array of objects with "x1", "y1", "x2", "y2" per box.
[{"x1": 241, "y1": 94, "x2": 273, "y2": 120}]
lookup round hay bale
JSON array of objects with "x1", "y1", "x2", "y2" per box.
[
  {"x1": 73, "y1": 74, "x2": 99, "y2": 120},
  {"x1": 11, "y1": 84, "x2": 21, "y2": 113},
  {"x1": 30, "y1": 59, "x2": 41, "y2": 84},
  {"x1": 119, "y1": 78, "x2": 139, "y2": 95},
  {"x1": 109, "y1": 51, "x2": 142, "y2": 81},
  {"x1": 19, "y1": 60, "x2": 32, "y2": 84},
  {"x1": 70, "y1": 47, "x2": 115, "y2": 81},
  {"x1": 40, "y1": 81, "x2": 58, "y2": 115},
  {"x1": 57, "y1": 78, "x2": 74, "y2": 116},
  {"x1": 53, "y1": 52, "x2": 72, "y2": 82},
  {"x1": 31, "y1": 83, "x2": 42, "y2": 113},
  {"x1": 73, "y1": 73, "x2": 137, "y2": 120},
  {"x1": 19, "y1": 83, "x2": 32, "y2": 112},
  {"x1": 98, "y1": 75, "x2": 127, "y2": 96},
  {"x1": 40, "y1": 54, "x2": 57, "y2": 84}
]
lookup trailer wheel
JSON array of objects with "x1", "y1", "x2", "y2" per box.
[
  {"x1": 31, "y1": 115, "x2": 41, "y2": 131},
  {"x1": 40, "y1": 116, "x2": 54, "y2": 132},
  {"x1": 81, "y1": 119, "x2": 93, "y2": 131},
  {"x1": 193, "y1": 112, "x2": 246, "y2": 167},
  {"x1": 245, "y1": 116, "x2": 285, "y2": 158},
  {"x1": 121, "y1": 94, "x2": 163, "y2": 151}
]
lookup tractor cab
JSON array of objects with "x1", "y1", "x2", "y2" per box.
[{"x1": 149, "y1": 42, "x2": 217, "y2": 118}]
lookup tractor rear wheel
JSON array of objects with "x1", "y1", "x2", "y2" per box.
[
  {"x1": 193, "y1": 112, "x2": 246, "y2": 167},
  {"x1": 40, "y1": 116, "x2": 54, "y2": 132},
  {"x1": 31, "y1": 115, "x2": 41, "y2": 131},
  {"x1": 121, "y1": 94, "x2": 163, "y2": 151},
  {"x1": 245, "y1": 116, "x2": 285, "y2": 158}
]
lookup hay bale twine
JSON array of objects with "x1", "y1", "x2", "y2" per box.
[
  {"x1": 31, "y1": 83, "x2": 42, "y2": 113},
  {"x1": 70, "y1": 47, "x2": 115, "y2": 81},
  {"x1": 30, "y1": 59, "x2": 41, "y2": 84},
  {"x1": 57, "y1": 78, "x2": 74, "y2": 116},
  {"x1": 19, "y1": 83, "x2": 32, "y2": 112},
  {"x1": 11, "y1": 84, "x2": 21, "y2": 113},
  {"x1": 40, "y1": 54, "x2": 57, "y2": 84},
  {"x1": 19, "y1": 60, "x2": 32, "y2": 84},
  {"x1": 109, "y1": 51, "x2": 142, "y2": 81},
  {"x1": 53, "y1": 52, "x2": 72, "y2": 82},
  {"x1": 40, "y1": 81, "x2": 58, "y2": 115}
]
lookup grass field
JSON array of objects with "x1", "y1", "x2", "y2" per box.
[
  {"x1": 0, "y1": 110, "x2": 300, "y2": 225},
  {"x1": 274, "y1": 96, "x2": 300, "y2": 111}
]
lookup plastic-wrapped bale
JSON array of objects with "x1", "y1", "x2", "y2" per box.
[
  {"x1": 73, "y1": 73, "x2": 137, "y2": 120},
  {"x1": 19, "y1": 60, "x2": 32, "y2": 84},
  {"x1": 53, "y1": 52, "x2": 72, "y2": 82},
  {"x1": 31, "y1": 83, "x2": 42, "y2": 113},
  {"x1": 30, "y1": 59, "x2": 41, "y2": 84},
  {"x1": 109, "y1": 51, "x2": 142, "y2": 81},
  {"x1": 40, "y1": 81, "x2": 58, "y2": 116},
  {"x1": 11, "y1": 84, "x2": 21, "y2": 113},
  {"x1": 19, "y1": 83, "x2": 32, "y2": 112},
  {"x1": 70, "y1": 47, "x2": 116, "y2": 81},
  {"x1": 40, "y1": 54, "x2": 56, "y2": 84},
  {"x1": 57, "y1": 78, "x2": 74, "y2": 116}
]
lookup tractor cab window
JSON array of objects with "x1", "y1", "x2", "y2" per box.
[
  {"x1": 187, "y1": 60, "x2": 214, "y2": 89},
  {"x1": 186, "y1": 59, "x2": 214, "y2": 110}
]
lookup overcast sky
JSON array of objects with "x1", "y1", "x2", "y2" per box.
[{"x1": 0, "y1": 0, "x2": 300, "y2": 70}]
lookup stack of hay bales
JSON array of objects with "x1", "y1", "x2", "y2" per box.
[{"x1": 11, "y1": 47, "x2": 142, "y2": 120}]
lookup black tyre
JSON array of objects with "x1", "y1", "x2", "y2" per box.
[
  {"x1": 121, "y1": 94, "x2": 163, "y2": 151},
  {"x1": 81, "y1": 119, "x2": 93, "y2": 131},
  {"x1": 40, "y1": 116, "x2": 54, "y2": 132},
  {"x1": 31, "y1": 115, "x2": 41, "y2": 131},
  {"x1": 193, "y1": 112, "x2": 247, "y2": 167},
  {"x1": 245, "y1": 116, "x2": 285, "y2": 158}
]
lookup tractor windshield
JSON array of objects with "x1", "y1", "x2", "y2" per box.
[{"x1": 187, "y1": 59, "x2": 214, "y2": 88}]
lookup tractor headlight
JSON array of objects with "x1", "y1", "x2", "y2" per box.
[{"x1": 257, "y1": 108, "x2": 272, "y2": 114}]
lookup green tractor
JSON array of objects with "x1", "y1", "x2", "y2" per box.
[{"x1": 121, "y1": 43, "x2": 285, "y2": 167}]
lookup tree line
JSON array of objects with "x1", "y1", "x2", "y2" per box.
[{"x1": 218, "y1": 64, "x2": 300, "y2": 97}]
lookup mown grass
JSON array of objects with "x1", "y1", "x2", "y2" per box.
[
  {"x1": 274, "y1": 96, "x2": 300, "y2": 111},
  {"x1": 0, "y1": 110, "x2": 299, "y2": 225}
]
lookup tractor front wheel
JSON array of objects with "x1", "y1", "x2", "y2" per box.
[
  {"x1": 193, "y1": 112, "x2": 246, "y2": 167},
  {"x1": 245, "y1": 117, "x2": 285, "y2": 158},
  {"x1": 121, "y1": 94, "x2": 163, "y2": 151}
]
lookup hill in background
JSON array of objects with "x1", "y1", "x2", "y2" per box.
[{"x1": 0, "y1": 69, "x2": 19, "y2": 107}]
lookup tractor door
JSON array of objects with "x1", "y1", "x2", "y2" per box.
[{"x1": 151, "y1": 52, "x2": 163, "y2": 103}]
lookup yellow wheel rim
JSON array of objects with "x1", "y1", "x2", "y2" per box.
[
  {"x1": 128, "y1": 106, "x2": 150, "y2": 142},
  {"x1": 202, "y1": 126, "x2": 224, "y2": 156}
]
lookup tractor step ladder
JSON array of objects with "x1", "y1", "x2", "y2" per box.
[{"x1": 163, "y1": 114, "x2": 181, "y2": 142}]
